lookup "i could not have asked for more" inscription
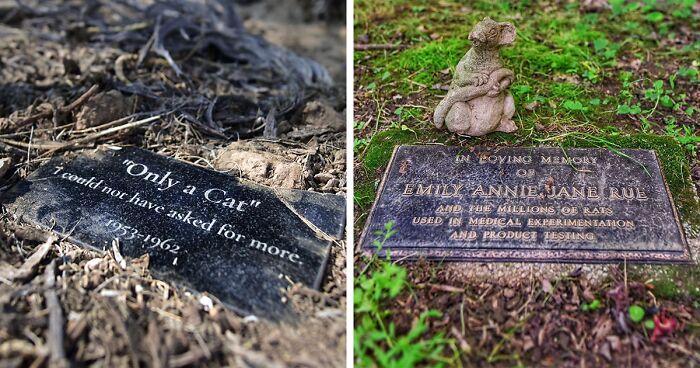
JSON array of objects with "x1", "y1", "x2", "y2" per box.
[
  {"x1": 3, "y1": 147, "x2": 345, "y2": 321},
  {"x1": 360, "y1": 146, "x2": 691, "y2": 263}
]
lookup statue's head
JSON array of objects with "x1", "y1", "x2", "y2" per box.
[{"x1": 468, "y1": 17, "x2": 516, "y2": 49}]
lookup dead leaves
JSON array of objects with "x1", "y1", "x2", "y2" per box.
[
  {"x1": 0, "y1": 225, "x2": 345, "y2": 368},
  {"x1": 592, "y1": 315, "x2": 614, "y2": 342},
  {"x1": 384, "y1": 263, "x2": 699, "y2": 366}
]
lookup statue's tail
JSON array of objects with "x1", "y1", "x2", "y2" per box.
[
  {"x1": 433, "y1": 68, "x2": 514, "y2": 129},
  {"x1": 433, "y1": 99, "x2": 449, "y2": 128}
]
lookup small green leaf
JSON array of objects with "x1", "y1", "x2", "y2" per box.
[
  {"x1": 678, "y1": 67, "x2": 698, "y2": 78},
  {"x1": 353, "y1": 139, "x2": 369, "y2": 153},
  {"x1": 513, "y1": 84, "x2": 531, "y2": 95},
  {"x1": 593, "y1": 38, "x2": 608, "y2": 52},
  {"x1": 653, "y1": 80, "x2": 664, "y2": 90},
  {"x1": 645, "y1": 11, "x2": 664, "y2": 23},
  {"x1": 589, "y1": 299, "x2": 602, "y2": 311},
  {"x1": 629, "y1": 304, "x2": 645, "y2": 322},
  {"x1": 660, "y1": 95, "x2": 674, "y2": 108},
  {"x1": 617, "y1": 104, "x2": 641, "y2": 114},
  {"x1": 563, "y1": 100, "x2": 585, "y2": 111},
  {"x1": 644, "y1": 319, "x2": 655, "y2": 330},
  {"x1": 672, "y1": 8, "x2": 691, "y2": 19},
  {"x1": 626, "y1": 3, "x2": 641, "y2": 12}
]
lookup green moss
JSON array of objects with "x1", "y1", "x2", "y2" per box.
[
  {"x1": 548, "y1": 82, "x2": 587, "y2": 101},
  {"x1": 389, "y1": 38, "x2": 467, "y2": 87},
  {"x1": 363, "y1": 128, "x2": 418, "y2": 173},
  {"x1": 395, "y1": 106, "x2": 425, "y2": 122},
  {"x1": 652, "y1": 275, "x2": 682, "y2": 299},
  {"x1": 354, "y1": 179, "x2": 377, "y2": 208},
  {"x1": 654, "y1": 269, "x2": 695, "y2": 301},
  {"x1": 355, "y1": 129, "x2": 420, "y2": 213}
]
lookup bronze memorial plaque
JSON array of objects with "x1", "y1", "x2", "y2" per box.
[{"x1": 359, "y1": 146, "x2": 691, "y2": 263}]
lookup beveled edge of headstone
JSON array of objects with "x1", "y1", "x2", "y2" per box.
[
  {"x1": 358, "y1": 144, "x2": 405, "y2": 256},
  {"x1": 358, "y1": 145, "x2": 694, "y2": 264},
  {"x1": 273, "y1": 187, "x2": 347, "y2": 290}
]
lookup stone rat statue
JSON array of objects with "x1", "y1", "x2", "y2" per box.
[{"x1": 434, "y1": 17, "x2": 517, "y2": 136}]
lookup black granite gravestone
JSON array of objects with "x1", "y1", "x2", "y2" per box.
[
  {"x1": 360, "y1": 145, "x2": 691, "y2": 263},
  {"x1": 3, "y1": 146, "x2": 345, "y2": 321}
]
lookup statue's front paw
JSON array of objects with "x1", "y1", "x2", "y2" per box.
[
  {"x1": 486, "y1": 88, "x2": 500, "y2": 97},
  {"x1": 473, "y1": 73, "x2": 489, "y2": 86}
]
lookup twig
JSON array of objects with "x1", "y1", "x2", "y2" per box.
[
  {"x1": 44, "y1": 259, "x2": 68, "y2": 368},
  {"x1": 152, "y1": 16, "x2": 183, "y2": 77},
  {"x1": 11, "y1": 112, "x2": 52, "y2": 131},
  {"x1": 0, "y1": 123, "x2": 73, "y2": 138},
  {"x1": 59, "y1": 84, "x2": 100, "y2": 113},
  {"x1": 623, "y1": 258, "x2": 628, "y2": 297},
  {"x1": 70, "y1": 114, "x2": 162, "y2": 144},
  {"x1": 145, "y1": 319, "x2": 164, "y2": 368},
  {"x1": 0, "y1": 138, "x2": 64, "y2": 150},
  {"x1": 170, "y1": 348, "x2": 212, "y2": 368},
  {"x1": 428, "y1": 283, "x2": 464, "y2": 293},
  {"x1": 27, "y1": 126, "x2": 33, "y2": 162},
  {"x1": 11, "y1": 85, "x2": 100, "y2": 130},
  {"x1": 111, "y1": 239, "x2": 127, "y2": 270},
  {"x1": 450, "y1": 326, "x2": 472, "y2": 354},
  {"x1": 72, "y1": 112, "x2": 158, "y2": 134},
  {"x1": 0, "y1": 340, "x2": 47, "y2": 358},
  {"x1": 223, "y1": 331, "x2": 283, "y2": 368},
  {"x1": 39, "y1": 114, "x2": 162, "y2": 158},
  {"x1": 115, "y1": 54, "x2": 139, "y2": 84},
  {"x1": 354, "y1": 43, "x2": 405, "y2": 51}
]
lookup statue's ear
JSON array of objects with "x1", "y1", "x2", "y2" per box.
[{"x1": 499, "y1": 22, "x2": 516, "y2": 45}]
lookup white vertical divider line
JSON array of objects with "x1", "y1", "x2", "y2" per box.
[{"x1": 345, "y1": 0, "x2": 355, "y2": 366}]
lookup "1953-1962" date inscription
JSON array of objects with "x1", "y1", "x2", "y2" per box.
[{"x1": 104, "y1": 219, "x2": 180, "y2": 254}]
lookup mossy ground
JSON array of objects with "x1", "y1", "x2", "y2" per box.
[{"x1": 355, "y1": 0, "x2": 700, "y2": 366}]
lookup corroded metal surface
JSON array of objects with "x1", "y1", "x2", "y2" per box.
[{"x1": 360, "y1": 145, "x2": 690, "y2": 263}]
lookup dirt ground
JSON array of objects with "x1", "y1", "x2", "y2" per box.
[{"x1": 0, "y1": 0, "x2": 346, "y2": 367}]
